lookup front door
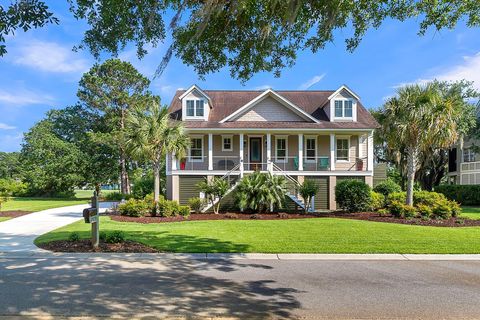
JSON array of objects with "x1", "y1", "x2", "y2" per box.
[{"x1": 249, "y1": 137, "x2": 262, "y2": 171}]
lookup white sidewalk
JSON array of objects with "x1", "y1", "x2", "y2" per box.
[{"x1": 0, "y1": 202, "x2": 114, "y2": 252}]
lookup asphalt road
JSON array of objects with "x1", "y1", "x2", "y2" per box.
[{"x1": 1, "y1": 256, "x2": 479, "y2": 319}]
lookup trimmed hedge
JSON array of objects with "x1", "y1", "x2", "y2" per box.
[
  {"x1": 335, "y1": 179, "x2": 372, "y2": 213},
  {"x1": 435, "y1": 184, "x2": 480, "y2": 205}
]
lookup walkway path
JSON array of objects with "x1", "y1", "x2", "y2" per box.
[{"x1": 0, "y1": 202, "x2": 114, "y2": 252}]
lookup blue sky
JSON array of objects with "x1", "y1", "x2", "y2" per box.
[{"x1": 1, "y1": 2, "x2": 480, "y2": 152}]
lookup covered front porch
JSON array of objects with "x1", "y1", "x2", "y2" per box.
[{"x1": 168, "y1": 131, "x2": 374, "y2": 175}]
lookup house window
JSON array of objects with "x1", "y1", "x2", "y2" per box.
[
  {"x1": 305, "y1": 137, "x2": 316, "y2": 162},
  {"x1": 334, "y1": 100, "x2": 354, "y2": 118},
  {"x1": 190, "y1": 137, "x2": 203, "y2": 161},
  {"x1": 336, "y1": 138, "x2": 349, "y2": 161},
  {"x1": 464, "y1": 148, "x2": 476, "y2": 163},
  {"x1": 222, "y1": 135, "x2": 233, "y2": 151},
  {"x1": 276, "y1": 136, "x2": 287, "y2": 162},
  {"x1": 185, "y1": 100, "x2": 205, "y2": 117}
]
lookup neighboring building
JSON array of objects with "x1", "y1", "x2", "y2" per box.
[
  {"x1": 166, "y1": 85, "x2": 378, "y2": 211},
  {"x1": 447, "y1": 138, "x2": 480, "y2": 185}
]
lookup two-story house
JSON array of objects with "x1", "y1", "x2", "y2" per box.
[
  {"x1": 166, "y1": 85, "x2": 378, "y2": 211},
  {"x1": 447, "y1": 137, "x2": 480, "y2": 185}
]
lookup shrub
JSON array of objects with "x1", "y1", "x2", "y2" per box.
[
  {"x1": 105, "y1": 231, "x2": 125, "y2": 243},
  {"x1": 99, "y1": 231, "x2": 107, "y2": 242},
  {"x1": 389, "y1": 200, "x2": 404, "y2": 218},
  {"x1": 387, "y1": 192, "x2": 406, "y2": 205},
  {"x1": 298, "y1": 180, "x2": 319, "y2": 213},
  {"x1": 68, "y1": 232, "x2": 80, "y2": 242},
  {"x1": 178, "y1": 205, "x2": 191, "y2": 218},
  {"x1": 373, "y1": 179, "x2": 402, "y2": 197},
  {"x1": 188, "y1": 197, "x2": 204, "y2": 214},
  {"x1": 370, "y1": 191, "x2": 385, "y2": 211},
  {"x1": 402, "y1": 205, "x2": 417, "y2": 219},
  {"x1": 0, "y1": 178, "x2": 28, "y2": 197},
  {"x1": 432, "y1": 200, "x2": 452, "y2": 219},
  {"x1": 377, "y1": 208, "x2": 389, "y2": 216},
  {"x1": 235, "y1": 172, "x2": 287, "y2": 213},
  {"x1": 435, "y1": 184, "x2": 480, "y2": 205},
  {"x1": 416, "y1": 204, "x2": 433, "y2": 219},
  {"x1": 105, "y1": 192, "x2": 134, "y2": 201},
  {"x1": 118, "y1": 199, "x2": 149, "y2": 217},
  {"x1": 158, "y1": 200, "x2": 180, "y2": 217},
  {"x1": 413, "y1": 191, "x2": 446, "y2": 207},
  {"x1": 450, "y1": 200, "x2": 461, "y2": 217},
  {"x1": 335, "y1": 179, "x2": 372, "y2": 213}
]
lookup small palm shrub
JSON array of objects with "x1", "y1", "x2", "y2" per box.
[
  {"x1": 197, "y1": 177, "x2": 230, "y2": 214},
  {"x1": 370, "y1": 191, "x2": 385, "y2": 211},
  {"x1": 373, "y1": 179, "x2": 402, "y2": 197},
  {"x1": 298, "y1": 179, "x2": 319, "y2": 213},
  {"x1": 188, "y1": 197, "x2": 204, "y2": 214},
  {"x1": 335, "y1": 179, "x2": 372, "y2": 212},
  {"x1": 178, "y1": 205, "x2": 191, "y2": 218},
  {"x1": 118, "y1": 199, "x2": 149, "y2": 217},
  {"x1": 235, "y1": 172, "x2": 287, "y2": 213},
  {"x1": 68, "y1": 232, "x2": 80, "y2": 242},
  {"x1": 158, "y1": 199, "x2": 180, "y2": 217}
]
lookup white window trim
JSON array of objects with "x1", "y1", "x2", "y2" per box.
[
  {"x1": 335, "y1": 136, "x2": 350, "y2": 163},
  {"x1": 333, "y1": 98, "x2": 356, "y2": 120},
  {"x1": 304, "y1": 135, "x2": 317, "y2": 163},
  {"x1": 222, "y1": 135, "x2": 233, "y2": 152},
  {"x1": 463, "y1": 148, "x2": 476, "y2": 163},
  {"x1": 182, "y1": 97, "x2": 208, "y2": 121},
  {"x1": 188, "y1": 135, "x2": 204, "y2": 162},
  {"x1": 275, "y1": 135, "x2": 288, "y2": 163}
]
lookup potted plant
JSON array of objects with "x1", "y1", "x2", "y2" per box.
[
  {"x1": 356, "y1": 158, "x2": 364, "y2": 171},
  {"x1": 180, "y1": 158, "x2": 186, "y2": 170}
]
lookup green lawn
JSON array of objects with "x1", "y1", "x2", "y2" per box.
[
  {"x1": 460, "y1": 206, "x2": 480, "y2": 220},
  {"x1": 74, "y1": 189, "x2": 119, "y2": 199},
  {"x1": 0, "y1": 217, "x2": 10, "y2": 222},
  {"x1": 0, "y1": 197, "x2": 88, "y2": 212},
  {"x1": 35, "y1": 216, "x2": 480, "y2": 254}
]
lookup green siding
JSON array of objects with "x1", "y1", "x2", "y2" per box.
[
  {"x1": 337, "y1": 176, "x2": 365, "y2": 183},
  {"x1": 179, "y1": 176, "x2": 206, "y2": 205},
  {"x1": 373, "y1": 163, "x2": 388, "y2": 187},
  {"x1": 308, "y1": 177, "x2": 329, "y2": 210}
]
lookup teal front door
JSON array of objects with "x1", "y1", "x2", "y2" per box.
[{"x1": 249, "y1": 137, "x2": 262, "y2": 170}]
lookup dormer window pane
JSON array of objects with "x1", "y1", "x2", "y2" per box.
[
  {"x1": 195, "y1": 100, "x2": 204, "y2": 117},
  {"x1": 344, "y1": 101, "x2": 353, "y2": 117},
  {"x1": 186, "y1": 100, "x2": 195, "y2": 117},
  {"x1": 335, "y1": 101, "x2": 343, "y2": 117}
]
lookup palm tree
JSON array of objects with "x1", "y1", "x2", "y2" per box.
[
  {"x1": 126, "y1": 99, "x2": 189, "y2": 203},
  {"x1": 382, "y1": 81, "x2": 470, "y2": 205}
]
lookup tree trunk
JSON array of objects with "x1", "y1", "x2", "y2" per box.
[
  {"x1": 95, "y1": 183, "x2": 101, "y2": 196},
  {"x1": 406, "y1": 146, "x2": 418, "y2": 206},
  {"x1": 154, "y1": 161, "x2": 160, "y2": 203},
  {"x1": 119, "y1": 107, "x2": 130, "y2": 194}
]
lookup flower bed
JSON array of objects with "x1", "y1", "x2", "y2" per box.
[
  {"x1": 0, "y1": 210, "x2": 33, "y2": 219},
  {"x1": 37, "y1": 239, "x2": 158, "y2": 253}
]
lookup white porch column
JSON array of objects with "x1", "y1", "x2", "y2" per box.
[
  {"x1": 330, "y1": 133, "x2": 336, "y2": 171},
  {"x1": 298, "y1": 133, "x2": 303, "y2": 171},
  {"x1": 267, "y1": 133, "x2": 272, "y2": 172},
  {"x1": 367, "y1": 130, "x2": 374, "y2": 171},
  {"x1": 171, "y1": 152, "x2": 177, "y2": 171},
  {"x1": 208, "y1": 133, "x2": 213, "y2": 171},
  {"x1": 239, "y1": 133, "x2": 244, "y2": 177}
]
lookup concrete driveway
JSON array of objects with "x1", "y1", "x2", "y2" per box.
[{"x1": 0, "y1": 202, "x2": 114, "y2": 252}]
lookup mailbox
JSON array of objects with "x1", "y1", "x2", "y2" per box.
[{"x1": 83, "y1": 208, "x2": 97, "y2": 223}]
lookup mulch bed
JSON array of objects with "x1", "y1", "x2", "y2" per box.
[
  {"x1": 0, "y1": 211, "x2": 33, "y2": 218},
  {"x1": 319, "y1": 211, "x2": 480, "y2": 227},
  {"x1": 37, "y1": 239, "x2": 158, "y2": 253},
  {"x1": 109, "y1": 212, "x2": 319, "y2": 223},
  {"x1": 107, "y1": 211, "x2": 480, "y2": 227}
]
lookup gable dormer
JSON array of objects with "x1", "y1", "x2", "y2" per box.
[
  {"x1": 179, "y1": 85, "x2": 211, "y2": 121},
  {"x1": 326, "y1": 85, "x2": 360, "y2": 122}
]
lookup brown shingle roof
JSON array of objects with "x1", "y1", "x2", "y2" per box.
[{"x1": 168, "y1": 90, "x2": 379, "y2": 129}]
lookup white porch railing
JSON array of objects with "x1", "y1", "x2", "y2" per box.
[{"x1": 461, "y1": 161, "x2": 480, "y2": 172}]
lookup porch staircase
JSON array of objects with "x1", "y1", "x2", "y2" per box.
[{"x1": 201, "y1": 163, "x2": 314, "y2": 213}]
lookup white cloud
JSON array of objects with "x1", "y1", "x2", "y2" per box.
[
  {"x1": 0, "y1": 88, "x2": 55, "y2": 106},
  {"x1": 13, "y1": 40, "x2": 89, "y2": 73},
  {"x1": 0, "y1": 123, "x2": 16, "y2": 130},
  {"x1": 298, "y1": 74, "x2": 326, "y2": 90},
  {"x1": 393, "y1": 52, "x2": 480, "y2": 90}
]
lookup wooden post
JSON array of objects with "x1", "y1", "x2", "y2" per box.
[{"x1": 91, "y1": 191, "x2": 99, "y2": 248}]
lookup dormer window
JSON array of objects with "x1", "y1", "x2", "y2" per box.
[
  {"x1": 186, "y1": 100, "x2": 204, "y2": 117},
  {"x1": 334, "y1": 100, "x2": 354, "y2": 119}
]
